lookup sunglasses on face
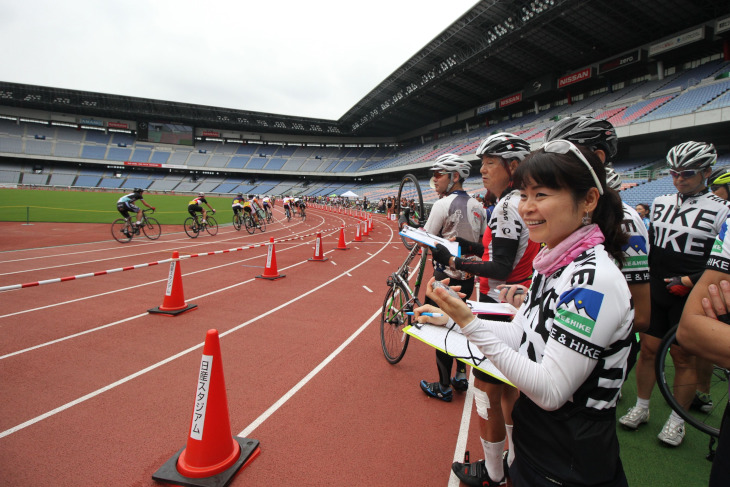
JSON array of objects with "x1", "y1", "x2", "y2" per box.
[
  {"x1": 669, "y1": 169, "x2": 700, "y2": 179},
  {"x1": 541, "y1": 140, "x2": 604, "y2": 195},
  {"x1": 431, "y1": 171, "x2": 450, "y2": 179}
]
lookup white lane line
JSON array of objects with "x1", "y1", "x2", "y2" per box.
[
  {"x1": 449, "y1": 372, "x2": 476, "y2": 487},
  {"x1": 363, "y1": 286, "x2": 373, "y2": 293},
  {"x1": 239, "y1": 307, "x2": 381, "y2": 438},
  {"x1": 0, "y1": 225, "x2": 395, "y2": 439}
]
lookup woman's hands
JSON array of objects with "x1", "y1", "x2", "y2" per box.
[
  {"x1": 496, "y1": 284, "x2": 528, "y2": 308},
  {"x1": 415, "y1": 277, "x2": 474, "y2": 328}
]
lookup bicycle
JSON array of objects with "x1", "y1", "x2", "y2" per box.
[
  {"x1": 380, "y1": 173, "x2": 428, "y2": 364},
  {"x1": 111, "y1": 209, "x2": 161, "y2": 243},
  {"x1": 655, "y1": 323, "x2": 729, "y2": 457},
  {"x1": 395, "y1": 174, "x2": 427, "y2": 250},
  {"x1": 233, "y1": 212, "x2": 244, "y2": 231},
  {"x1": 300, "y1": 205, "x2": 306, "y2": 222},
  {"x1": 265, "y1": 207, "x2": 274, "y2": 223},
  {"x1": 183, "y1": 212, "x2": 218, "y2": 238},
  {"x1": 285, "y1": 206, "x2": 292, "y2": 222},
  {"x1": 244, "y1": 210, "x2": 266, "y2": 234}
]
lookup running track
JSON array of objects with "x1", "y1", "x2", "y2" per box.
[{"x1": 0, "y1": 207, "x2": 490, "y2": 486}]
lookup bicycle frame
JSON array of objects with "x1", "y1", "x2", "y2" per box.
[{"x1": 388, "y1": 244, "x2": 430, "y2": 307}]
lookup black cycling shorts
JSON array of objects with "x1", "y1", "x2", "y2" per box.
[{"x1": 188, "y1": 204, "x2": 203, "y2": 217}]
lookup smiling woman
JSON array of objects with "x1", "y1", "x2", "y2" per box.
[{"x1": 416, "y1": 143, "x2": 634, "y2": 486}]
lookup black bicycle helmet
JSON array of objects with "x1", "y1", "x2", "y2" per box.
[
  {"x1": 475, "y1": 132, "x2": 531, "y2": 161},
  {"x1": 133, "y1": 188, "x2": 143, "y2": 194},
  {"x1": 544, "y1": 116, "x2": 618, "y2": 161},
  {"x1": 667, "y1": 141, "x2": 717, "y2": 170}
]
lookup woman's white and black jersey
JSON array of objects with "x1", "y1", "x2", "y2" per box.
[
  {"x1": 650, "y1": 189, "x2": 730, "y2": 279},
  {"x1": 424, "y1": 190, "x2": 486, "y2": 280},
  {"x1": 461, "y1": 245, "x2": 634, "y2": 411},
  {"x1": 621, "y1": 202, "x2": 650, "y2": 284},
  {"x1": 707, "y1": 217, "x2": 730, "y2": 274}
]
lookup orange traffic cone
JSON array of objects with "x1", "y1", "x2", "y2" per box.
[
  {"x1": 148, "y1": 251, "x2": 197, "y2": 316},
  {"x1": 152, "y1": 329, "x2": 260, "y2": 486},
  {"x1": 353, "y1": 222, "x2": 362, "y2": 242},
  {"x1": 256, "y1": 237, "x2": 285, "y2": 280},
  {"x1": 368, "y1": 216, "x2": 374, "y2": 232},
  {"x1": 335, "y1": 225, "x2": 349, "y2": 250},
  {"x1": 362, "y1": 219, "x2": 369, "y2": 237},
  {"x1": 308, "y1": 232, "x2": 328, "y2": 262}
]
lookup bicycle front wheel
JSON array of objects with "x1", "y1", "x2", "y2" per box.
[
  {"x1": 112, "y1": 219, "x2": 132, "y2": 243},
  {"x1": 655, "y1": 324, "x2": 725, "y2": 437},
  {"x1": 397, "y1": 173, "x2": 425, "y2": 250},
  {"x1": 142, "y1": 217, "x2": 161, "y2": 240},
  {"x1": 205, "y1": 216, "x2": 218, "y2": 236},
  {"x1": 184, "y1": 217, "x2": 199, "y2": 238},
  {"x1": 233, "y1": 214, "x2": 242, "y2": 231},
  {"x1": 380, "y1": 282, "x2": 412, "y2": 364}
]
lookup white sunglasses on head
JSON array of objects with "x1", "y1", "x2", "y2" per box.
[{"x1": 541, "y1": 140, "x2": 604, "y2": 195}]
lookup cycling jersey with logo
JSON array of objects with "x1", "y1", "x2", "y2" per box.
[
  {"x1": 460, "y1": 245, "x2": 633, "y2": 485},
  {"x1": 460, "y1": 190, "x2": 538, "y2": 300},
  {"x1": 650, "y1": 189, "x2": 730, "y2": 279},
  {"x1": 189, "y1": 196, "x2": 207, "y2": 206},
  {"x1": 621, "y1": 203, "x2": 650, "y2": 284},
  {"x1": 232, "y1": 197, "x2": 244, "y2": 207},
  {"x1": 117, "y1": 193, "x2": 143, "y2": 204},
  {"x1": 707, "y1": 217, "x2": 730, "y2": 274},
  {"x1": 424, "y1": 190, "x2": 486, "y2": 280}
]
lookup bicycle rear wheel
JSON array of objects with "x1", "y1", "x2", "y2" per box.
[
  {"x1": 258, "y1": 217, "x2": 266, "y2": 232},
  {"x1": 233, "y1": 214, "x2": 242, "y2": 231},
  {"x1": 184, "y1": 217, "x2": 199, "y2": 238},
  {"x1": 380, "y1": 281, "x2": 412, "y2": 364},
  {"x1": 244, "y1": 215, "x2": 255, "y2": 234},
  {"x1": 301, "y1": 209, "x2": 306, "y2": 222},
  {"x1": 142, "y1": 217, "x2": 161, "y2": 240},
  {"x1": 655, "y1": 324, "x2": 725, "y2": 437},
  {"x1": 397, "y1": 173, "x2": 425, "y2": 250},
  {"x1": 112, "y1": 219, "x2": 132, "y2": 243},
  {"x1": 205, "y1": 216, "x2": 219, "y2": 236}
]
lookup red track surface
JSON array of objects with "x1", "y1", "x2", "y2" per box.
[{"x1": 0, "y1": 208, "x2": 488, "y2": 486}]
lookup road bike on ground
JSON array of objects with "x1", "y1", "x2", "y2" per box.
[
  {"x1": 300, "y1": 206, "x2": 306, "y2": 222},
  {"x1": 111, "y1": 209, "x2": 161, "y2": 243},
  {"x1": 380, "y1": 173, "x2": 428, "y2": 364},
  {"x1": 183, "y1": 212, "x2": 218, "y2": 238},
  {"x1": 655, "y1": 323, "x2": 728, "y2": 459},
  {"x1": 244, "y1": 211, "x2": 266, "y2": 233},
  {"x1": 285, "y1": 206, "x2": 292, "y2": 222},
  {"x1": 265, "y1": 207, "x2": 274, "y2": 223}
]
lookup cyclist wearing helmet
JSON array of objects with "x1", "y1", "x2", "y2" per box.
[
  {"x1": 709, "y1": 166, "x2": 730, "y2": 201},
  {"x1": 262, "y1": 195, "x2": 273, "y2": 219},
  {"x1": 419, "y1": 153, "x2": 487, "y2": 402},
  {"x1": 188, "y1": 192, "x2": 215, "y2": 224},
  {"x1": 430, "y1": 133, "x2": 539, "y2": 486},
  {"x1": 620, "y1": 141, "x2": 730, "y2": 447},
  {"x1": 232, "y1": 193, "x2": 245, "y2": 218},
  {"x1": 543, "y1": 115, "x2": 617, "y2": 161},
  {"x1": 116, "y1": 188, "x2": 155, "y2": 231}
]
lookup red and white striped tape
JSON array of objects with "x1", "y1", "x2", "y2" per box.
[{"x1": 0, "y1": 222, "x2": 362, "y2": 292}]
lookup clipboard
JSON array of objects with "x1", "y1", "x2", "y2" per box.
[{"x1": 399, "y1": 226, "x2": 461, "y2": 257}]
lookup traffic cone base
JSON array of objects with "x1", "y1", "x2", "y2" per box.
[
  {"x1": 152, "y1": 437, "x2": 260, "y2": 487},
  {"x1": 149, "y1": 251, "x2": 197, "y2": 316}
]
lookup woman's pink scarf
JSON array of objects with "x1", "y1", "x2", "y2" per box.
[{"x1": 532, "y1": 224, "x2": 605, "y2": 277}]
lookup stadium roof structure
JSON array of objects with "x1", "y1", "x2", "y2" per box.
[{"x1": 1, "y1": 0, "x2": 729, "y2": 139}]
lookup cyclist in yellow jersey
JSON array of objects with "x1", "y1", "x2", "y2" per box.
[{"x1": 187, "y1": 192, "x2": 215, "y2": 223}]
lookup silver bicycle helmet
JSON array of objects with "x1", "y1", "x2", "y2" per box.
[
  {"x1": 666, "y1": 141, "x2": 717, "y2": 170},
  {"x1": 605, "y1": 164, "x2": 622, "y2": 191},
  {"x1": 544, "y1": 116, "x2": 618, "y2": 161},
  {"x1": 430, "y1": 153, "x2": 471, "y2": 179},
  {"x1": 475, "y1": 132, "x2": 531, "y2": 161},
  {"x1": 198, "y1": 192, "x2": 205, "y2": 197}
]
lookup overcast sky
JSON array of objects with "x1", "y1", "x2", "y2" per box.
[{"x1": 0, "y1": 0, "x2": 478, "y2": 120}]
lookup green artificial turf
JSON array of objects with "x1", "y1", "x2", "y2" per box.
[{"x1": 0, "y1": 188, "x2": 232, "y2": 225}]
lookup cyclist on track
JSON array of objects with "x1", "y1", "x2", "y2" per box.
[
  {"x1": 293, "y1": 197, "x2": 302, "y2": 216},
  {"x1": 619, "y1": 141, "x2": 730, "y2": 447},
  {"x1": 283, "y1": 196, "x2": 293, "y2": 219},
  {"x1": 262, "y1": 195, "x2": 273, "y2": 219},
  {"x1": 188, "y1": 192, "x2": 215, "y2": 224},
  {"x1": 116, "y1": 188, "x2": 155, "y2": 234},
  {"x1": 418, "y1": 154, "x2": 487, "y2": 403},
  {"x1": 430, "y1": 133, "x2": 537, "y2": 486},
  {"x1": 249, "y1": 194, "x2": 263, "y2": 225},
  {"x1": 232, "y1": 193, "x2": 245, "y2": 220}
]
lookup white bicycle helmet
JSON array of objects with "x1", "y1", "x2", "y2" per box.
[
  {"x1": 430, "y1": 153, "x2": 471, "y2": 179},
  {"x1": 475, "y1": 132, "x2": 531, "y2": 161},
  {"x1": 667, "y1": 141, "x2": 717, "y2": 170},
  {"x1": 198, "y1": 192, "x2": 205, "y2": 197},
  {"x1": 544, "y1": 116, "x2": 618, "y2": 161},
  {"x1": 604, "y1": 164, "x2": 622, "y2": 191}
]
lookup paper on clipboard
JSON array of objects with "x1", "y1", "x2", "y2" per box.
[
  {"x1": 467, "y1": 300, "x2": 518, "y2": 316},
  {"x1": 404, "y1": 323, "x2": 512, "y2": 386},
  {"x1": 399, "y1": 226, "x2": 460, "y2": 257}
]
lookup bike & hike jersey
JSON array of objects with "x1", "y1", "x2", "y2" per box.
[
  {"x1": 621, "y1": 202, "x2": 650, "y2": 284},
  {"x1": 650, "y1": 189, "x2": 730, "y2": 279},
  {"x1": 462, "y1": 245, "x2": 633, "y2": 484},
  {"x1": 424, "y1": 190, "x2": 486, "y2": 280},
  {"x1": 707, "y1": 217, "x2": 730, "y2": 274}
]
